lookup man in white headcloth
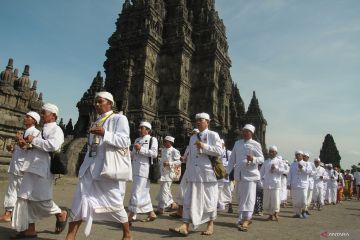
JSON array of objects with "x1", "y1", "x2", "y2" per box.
[
  {"x1": 12, "y1": 104, "x2": 68, "y2": 238},
  {"x1": 128, "y1": 121, "x2": 158, "y2": 223},
  {"x1": 170, "y1": 128, "x2": 200, "y2": 219},
  {"x1": 280, "y1": 159, "x2": 290, "y2": 207},
  {"x1": 227, "y1": 124, "x2": 264, "y2": 231},
  {"x1": 303, "y1": 152, "x2": 316, "y2": 214},
  {"x1": 325, "y1": 164, "x2": 338, "y2": 205},
  {"x1": 260, "y1": 146, "x2": 285, "y2": 221},
  {"x1": 217, "y1": 139, "x2": 234, "y2": 212},
  {"x1": 0, "y1": 112, "x2": 40, "y2": 223},
  {"x1": 65, "y1": 92, "x2": 132, "y2": 240},
  {"x1": 312, "y1": 158, "x2": 328, "y2": 210},
  {"x1": 156, "y1": 136, "x2": 181, "y2": 215},
  {"x1": 287, "y1": 150, "x2": 312, "y2": 218},
  {"x1": 169, "y1": 113, "x2": 222, "y2": 236}
]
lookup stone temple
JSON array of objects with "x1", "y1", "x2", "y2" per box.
[
  {"x1": 0, "y1": 59, "x2": 43, "y2": 164},
  {"x1": 74, "y1": 0, "x2": 267, "y2": 152},
  {"x1": 0, "y1": 0, "x2": 268, "y2": 175}
]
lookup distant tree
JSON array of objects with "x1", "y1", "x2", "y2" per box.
[
  {"x1": 65, "y1": 119, "x2": 74, "y2": 136},
  {"x1": 319, "y1": 134, "x2": 341, "y2": 168},
  {"x1": 59, "y1": 118, "x2": 65, "y2": 132}
]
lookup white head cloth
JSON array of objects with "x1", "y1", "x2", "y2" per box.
[
  {"x1": 243, "y1": 124, "x2": 255, "y2": 134},
  {"x1": 195, "y1": 112, "x2": 210, "y2": 121},
  {"x1": 328, "y1": 163, "x2": 333, "y2": 168},
  {"x1": 42, "y1": 103, "x2": 59, "y2": 116},
  {"x1": 26, "y1": 111, "x2": 40, "y2": 124},
  {"x1": 139, "y1": 121, "x2": 152, "y2": 130},
  {"x1": 164, "y1": 136, "x2": 175, "y2": 143},
  {"x1": 295, "y1": 150, "x2": 304, "y2": 155},
  {"x1": 314, "y1": 158, "x2": 321, "y2": 162},
  {"x1": 269, "y1": 145, "x2": 278, "y2": 152},
  {"x1": 95, "y1": 91, "x2": 114, "y2": 104},
  {"x1": 304, "y1": 152, "x2": 310, "y2": 157}
]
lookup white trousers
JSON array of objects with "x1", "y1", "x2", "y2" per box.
[
  {"x1": 291, "y1": 188, "x2": 307, "y2": 215},
  {"x1": 4, "y1": 174, "x2": 22, "y2": 211},
  {"x1": 128, "y1": 176, "x2": 154, "y2": 214},
  {"x1": 312, "y1": 184, "x2": 324, "y2": 206},
  {"x1": 263, "y1": 189, "x2": 280, "y2": 214},
  {"x1": 306, "y1": 188, "x2": 313, "y2": 209},
  {"x1": 326, "y1": 187, "x2": 337, "y2": 204},
  {"x1": 156, "y1": 181, "x2": 174, "y2": 209}
]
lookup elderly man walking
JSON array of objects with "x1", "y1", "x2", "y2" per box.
[
  {"x1": 260, "y1": 145, "x2": 286, "y2": 221},
  {"x1": 65, "y1": 92, "x2": 132, "y2": 240},
  {"x1": 228, "y1": 124, "x2": 264, "y2": 231},
  {"x1": 0, "y1": 112, "x2": 40, "y2": 223},
  {"x1": 11, "y1": 103, "x2": 68, "y2": 238},
  {"x1": 169, "y1": 113, "x2": 222, "y2": 236},
  {"x1": 312, "y1": 158, "x2": 328, "y2": 210}
]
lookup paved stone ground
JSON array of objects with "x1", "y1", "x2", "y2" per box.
[{"x1": 0, "y1": 176, "x2": 359, "y2": 240}]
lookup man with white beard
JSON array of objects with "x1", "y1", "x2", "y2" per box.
[
  {"x1": 217, "y1": 139, "x2": 233, "y2": 212},
  {"x1": 0, "y1": 112, "x2": 40, "y2": 223},
  {"x1": 280, "y1": 159, "x2": 290, "y2": 207},
  {"x1": 12, "y1": 104, "x2": 68, "y2": 238},
  {"x1": 169, "y1": 113, "x2": 222, "y2": 236},
  {"x1": 287, "y1": 150, "x2": 312, "y2": 219},
  {"x1": 312, "y1": 158, "x2": 328, "y2": 210},
  {"x1": 260, "y1": 146, "x2": 286, "y2": 221},
  {"x1": 303, "y1": 152, "x2": 316, "y2": 214},
  {"x1": 227, "y1": 124, "x2": 264, "y2": 231},
  {"x1": 325, "y1": 164, "x2": 338, "y2": 205}
]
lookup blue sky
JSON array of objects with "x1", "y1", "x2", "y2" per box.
[{"x1": 1, "y1": 0, "x2": 359, "y2": 168}]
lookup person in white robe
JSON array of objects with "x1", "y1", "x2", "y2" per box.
[
  {"x1": 156, "y1": 136, "x2": 181, "y2": 214},
  {"x1": 280, "y1": 159, "x2": 290, "y2": 207},
  {"x1": 260, "y1": 146, "x2": 285, "y2": 221},
  {"x1": 325, "y1": 164, "x2": 338, "y2": 205},
  {"x1": 287, "y1": 150, "x2": 312, "y2": 219},
  {"x1": 11, "y1": 104, "x2": 67, "y2": 238},
  {"x1": 65, "y1": 92, "x2": 132, "y2": 240},
  {"x1": 312, "y1": 158, "x2": 328, "y2": 210},
  {"x1": 170, "y1": 128, "x2": 199, "y2": 219},
  {"x1": 128, "y1": 121, "x2": 158, "y2": 223},
  {"x1": 217, "y1": 139, "x2": 233, "y2": 212},
  {"x1": 0, "y1": 112, "x2": 40, "y2": 223},
  {"x1": 303, "y1": 152, "x2": 316, "y2": 214},
  {"x1": 169, "y1": 113, "x2": 222, "y2": 236},
  {"x1": 227, "y1": 124, "x2": 264, "y2": 231}
]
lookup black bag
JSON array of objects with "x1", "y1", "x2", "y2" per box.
[
  {"x1": 148, "y1": 137, "x2": 160, "y2": 182},
  {"x1": 42, "y1": 131, "x2": 68, "y2": 175}
]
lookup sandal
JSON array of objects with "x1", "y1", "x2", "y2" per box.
[
  {"x1": 169, "y1": 227, "x2": 189, "y2": 236},
  {"x1": 169, "y1": 212, "x2": 182, "y2": 218},
  {"x1": 140, "y1": 215, "x2": 157, "y2": 222},
  {"x1": 55, "y1": 208, "x2": 69, "y2": 234}
]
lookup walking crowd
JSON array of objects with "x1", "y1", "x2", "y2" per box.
[{"x1": 1, "y1": 91, "x2": 359, "y2": 240}]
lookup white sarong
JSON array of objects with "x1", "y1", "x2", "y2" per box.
[
  {"x1": 263, "y1": 189, "x2": 280, "y2": 214},
  {"x1": 128, "y1": 175, "x2": 154, "y2": 214},
  {"x1": 156, "y1": 181, "x2": 174, "y2": 209},
  {"x1": 70, "y1": 170, "x2": 128, "y2": 236},
  {"x1": 183, "y1": 182, "x2": 218, "y2": 229},
  {"x1": 291, "y1": 188, "x2": 307, "y2": 215},
  {"x1": 4, "y1": 174, "x2": 22, "y2": 210},
  {"x1": 217, "y1": 181, "x2": 233, "y2": 210}
]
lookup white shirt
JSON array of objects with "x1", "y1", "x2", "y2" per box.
[
  {"x1": 159, "y1": 146, "x2": 181, "y2": 181},
  {"x1": 8, "y1": 126, "x2": 40, "y2": 176},
  {"x1": 131, "y1": 134, "x2": 158, "y2": 178},
  {"x1": 313, "y1": 166, "x2": 328, "y2": 187},
  {"x1": 326, "y1": 169, "x2": 339, "y2": 188},
  {"x1": 288, "y1": 160, "x2": 312, "y2": 189},
  {"x1": 183, "y1": 128, "x2": 223, "y2": 183},
  {"x1": 227, "y1": 138, "x2": 264, "y2": 182},
  {"x1": 78, "y1": 111, "x2": 131, "y2": 180},
  {"x1": 260, "y1": 156, "x2": 286, "y2": 189},
  {"x1": 23, "y1": 122, "x2": 63, "y2": 178}
]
